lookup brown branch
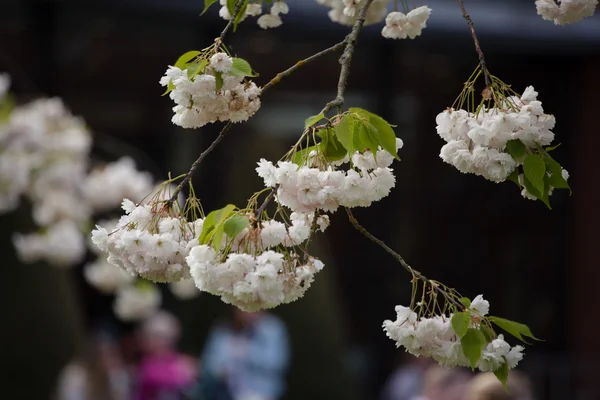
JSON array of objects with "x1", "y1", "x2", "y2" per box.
[
  {"x1": 260, "y1": 41, "x2": 347, "y2": 95},
  {"x1": 218, "y1": 0, "x2": 245, "y2": 43},
  {"x1": 324, "y1": 0, "x2": 375, "y2": 114},
  {"x1": 254, "y1": 187, "x2": 277, "y2": 218},
  {"x1": 167, "y1": 122, "x2": 233, "y2": 207},
  {"x1": 345, "y1": 208, "x2": 465, "y2": 310},
  {"x1": 456, "y1": 0, "x2": 492, "y2": 88}
]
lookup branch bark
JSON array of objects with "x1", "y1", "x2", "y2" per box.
[{"x1": 456, "y1": 0, "x2": 492, "y2": 88}]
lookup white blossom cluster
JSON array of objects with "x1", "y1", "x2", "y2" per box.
[
  {"x1": 83, "y1": 157, "x2": 154, "y2": 213},
  {"x1": 219, "y1": 0, "x2": 289, "y2": 29},
  {"x1": 187, "y1": 245, "x2": 324, "y2": 312},
  {"x1": 256, "y1": 139, "x2": 402, "y2": 213},
  {"x1": 159, "y1": 53, "x2": 261, "y2": 129},
  {"x1": 316, "y1": 0, "x2": 391, "y2": 26},
  {"x1": 113, "y1": 283, "x2": 162, "y2": 322},
  {"x1": 436, "y1": 86, "x2": 557, "y2": 183},
  {"x1": 91, "y1": 199, "x2": 197, "y2": 283},
  {"x1": 383, "y1": 296, "x2": 524, "y2": 372},
  {"x1": 382, "y1": 6, "x2": 431, "y2": 39},
  {"x1": 536, "y1": 0, "x2": 597, "y2": 25}
]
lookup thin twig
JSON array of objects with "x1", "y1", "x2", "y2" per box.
[
  {"x1": 324, "y1": 0, "x2": 375, "y2": 114},
  {"x1": 255, "y1": 187, "x2": 277, "y2": 217},
  {"x1": 345, "y1": 208, "x2": 465, "y2": 310},
  {"x1": 260, "y1": 41, "x2": 347, "y2": 95},
  {"x1": 218, "y1": 0, "x2": 245, "y2": 43},
  {"x1": 167, "y1": 122, "x2": 233, "y2": 206},
  {"x1": 456, "y1": 0, "x2": 492, "y2": 88}
]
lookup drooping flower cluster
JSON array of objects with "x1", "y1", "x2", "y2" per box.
[
  {"x1": 381, "y1": 6, "x2": 432, "y2": 39},
  {"x1": 91, "y1": 199, "x2": 197, "y2": 283},
  {"x1": 437, "y1": 86, "x2": 558, "y2": 183},
  {"x1": 219, "y1": 0, "x2": 290, "y2": 29},
  {"x1": 187, "y1": 212, "x2": 326, "y2": 311},
  {"x1": 256, "y1": 139, "x2": 402, "y2": 213},
  {"x1": 535, "y1": 0, "x2": 598, "y2": 25},
  {"x1": 383, "y1": 296, "x2": 524, "y2": 372},
  {"x1": 316, "y1": 0, "x2": 391, "y2": 26},
  {"x1": 83, "y1": 157, "x2": 154, "y2": 213},
  {"x1": 159, "y1": 52, "x2": 261, "y2": 129}
]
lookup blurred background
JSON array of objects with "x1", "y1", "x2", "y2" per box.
[{"x1": 1, "y1": 0, "x2": 599, "y2": 399}]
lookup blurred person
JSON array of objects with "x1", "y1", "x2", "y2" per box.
[
  {"x1": 464, "y1": 371, "x2": 533, "y2": 400},
  {"x1": 413, "y1": 364, "x2": 472, "y2": 400},
  {"x1": 135, "y1": 310, "x2": 196, "y2": 400},
  {"x1": 55, "y1": 331, "x2": 130, "y2": 400},
  {"x1": 380, "y1": 354, "x2": 433, "y2": 400},
  {"x1": 193, "y1": 308, "x2": 290, "y2": 400}
]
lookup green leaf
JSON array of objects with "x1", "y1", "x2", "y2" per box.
[
  {"x1": 505, "y1": 139, "x2": 527, "y2": 160},
  {"x1": 187, "y1": 59, "x2": 209, "y2": 79},
  {"x1": 199, "y1": 204, "x2": 236, "y2": 248},
  {"x1": 523, "y1": 154, "x2": 546, "y2": 196},
  {"x1": 543, "y1": 152, "x2": 570, "y2": 191},
  {"x1": 304, "y1": 112, "x2": 325, "y2": 129},
  {"x1": 507, "y1": 169, "x2": 520, "y2": 188},
  {"x1": 480, "y1": 324, "x2": 495, "y2": 343},
  {"x1": 493, "y1": 357, "x2": 509, "y2": 390},
  {"x1": 451, "y1": 312, "x2": 471, "y2": 339},
  {"x1": 292, "y1": 145, "x2": 319, "y2": 165},
  {"x1": 488, "y1": 316, "x2": 541, "y2": 344},
  {"x1": 459, "y1": 297, "x2": 471, "y2": 308},
  {"x1": 349, "y1": 107, "x2": 399, "y2": 160},
  {"x1": 215, "y1": 71, "x2": 224, "y2": 91},
  {"x1": 460, "y1": 328, "x2": 487, "y2": 370},
  {"x1": 318, "y1": 128, "x2": 347, "y2": 161},
  {"x1": 161, "y1": 80, "x2": 175, "y2": 96},
  {"x1": 545, "y1": 144, "x2": 561, "y2": 152},
  {"x1": 353, "y1": 119, "x2": 376, "y2": 153},
  {"x1": 335, "y1": 114, "x2": 356, "y2": 155},
  {"x1": 202, "y1": 0, "x2": 219, "y2": 14},
  {"x1": 230, "y1": 57, "x2": 258, "y2": 77},
  {"x1": 224, "y1": 215, "x2": 249, "y2": 239},
  {"x1": 174, "y1": 50, "x2": 201, "y2": 69}
]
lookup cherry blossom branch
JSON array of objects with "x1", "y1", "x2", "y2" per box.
[
  {"x1": 218, "y1": 0, "x2": 245, "y2": 43},
  {"x1": 345, "y1": 208, "x2": 465, "y2": 310},
  {"x1": 254, "y1": 186, "x2": 277, "y2": 218},
  {"x1": 260, "y1": 41, "x2": 347, "y2": 95},
  {"x1": 324, "y1": 0, "x2": 375, "y2": 114},
  {"x1": 456, "y1": 0, "x2": 492, "y2": 88},
  {"x1": 167, "y1": 122, "x2": 233, "y2": 206}
]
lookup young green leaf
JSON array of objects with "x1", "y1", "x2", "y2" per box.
[
  {"x1": 480, "y1": 324, "x2": 495, "y2": 343},
  {"x1": 211, "y1": 223, "x2": 225, "y2": 252},
  {"x1": 505, "y1": 139, "x2": 527, "y2": 160},
  {"x1": 523, "y1": 154, "x2": 546, "y2": 196},
  {"x1": 174, "y1": 50, "x2": 201, "y2": 69},
  {"x1": 459, "y1": 297, "x2": 471, "y2": 308},
  {"x1": 230, "y1": 58, "x2": 257, "y2": 77},
  {"x1": 161, "y1": 81, "x2": 175, "y2": 96},
  {"x1": 335, "y1": 114, "x2": 356, "y2": 155},
  {"x1": 187, "y1": 59, "x2": 209, "y2": 79},
  {"x1": 488, "y1": 316, "x2": 541, "y2": 344},
  {"x1": 199, "y1": 210, "x2": 218, "y2": 244},
  {"x1": 543, "y1": 152, "x2": 570, "y2": 191},
  {"x1": 545, "y1": 143, "x2": 561, "y2": 152},
  {"x1": 353, "y1": 119, "x2": 375, "y2": 153},
  {"x1": 319, "y1": 128, "x2": 347, "y2": 161},
  {"x1": 224, "y1": 215, "x2": 249, "y2": 238},
  {"x1": 202, "y1": 0, "x2": 219, "y2": 14},
  {"x1": 304, "y1": 112, "x2": 325, "y2": 128},
  {"x1": 292, "y1": 145, "x2": 319, "y2": 165},
  {"x1": 349, "y1": 107, "x2": 399, "y2": 160},
  {"x1": 460, "y1": 328, "x2": 487, "y2": 369},
  {"x1": 493, "y1": 358, "x2": 509, "y2": 390},
  {"x1": 451, "y1": 312, "x2": 471, "y2": 339},
  {"x1": 214, "y1": 204, "x2": 236, "y2": 225}
]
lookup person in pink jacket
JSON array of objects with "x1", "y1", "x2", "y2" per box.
[{"x1": 135, "y1": 311, "x2": 196, "y2": 400}]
